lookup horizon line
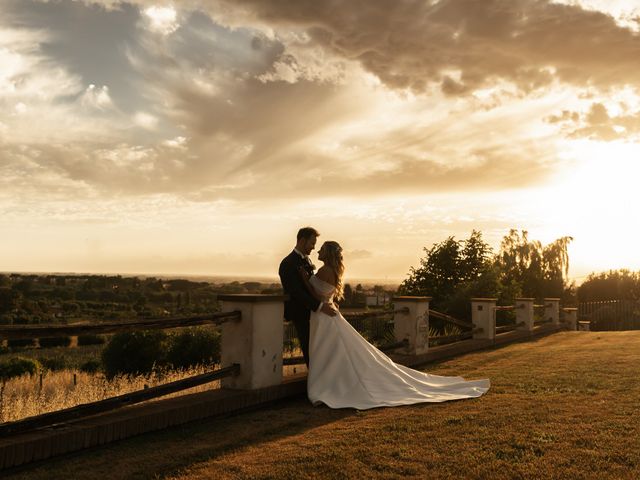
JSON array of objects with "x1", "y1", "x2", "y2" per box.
[{"x1": 0, "y1": 269, "x2": 405, "y2": 285}]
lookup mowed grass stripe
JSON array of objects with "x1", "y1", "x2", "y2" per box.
[{"x1": 7, "y1": 331, "x2": 640, "y2": 480}]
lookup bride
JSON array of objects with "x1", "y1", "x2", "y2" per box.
[{"x1": 299, "y1": 240, "x2": 490, "y2": 410}]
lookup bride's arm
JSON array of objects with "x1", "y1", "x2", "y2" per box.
[{"x1": 298, "y1": 267, "x2": 324, "y2": 302}]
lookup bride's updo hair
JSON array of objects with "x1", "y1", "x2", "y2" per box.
[{"x1": 322, "y1": 241, "x2": 345, "y2": 301}]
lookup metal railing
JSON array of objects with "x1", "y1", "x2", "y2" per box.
[{"x1": 578, "y1": 299, "x2": 640, "y2": 331}]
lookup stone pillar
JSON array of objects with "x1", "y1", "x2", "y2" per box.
[
  {"x1": 563, "y1": 308, "x2": 578, "y2": 330},
  {"x1": 578, "y1": 320, "x2": 590, "y2": 331},
  {"x1": 544, "y1": 298, "x2": 561, "y2": 326},
  {"x1": 218, "y1": 294, "x2": 285, "y2": 390},
  {"x1": 471, "y1": 298, "x2": 496, "y2": 340},
  {"x1": 393, "y1": 296, "x2": 430, "y2": 355},
  {"x1": 515, "y1": 298, "x2": 535, "y2": 332}
]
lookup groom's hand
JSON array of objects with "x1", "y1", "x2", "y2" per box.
[
  {"x1": 298, "y1": 266, "x2": 310, "y2": 279},
  {"x1": 321, "y1": 303, "x2": 337, "y2": 317}
]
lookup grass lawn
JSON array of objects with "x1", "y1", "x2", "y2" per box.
[{"x1": 7, "y1": 331, "x2": 640, "y2": 479}]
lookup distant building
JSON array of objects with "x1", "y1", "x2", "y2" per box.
[{"x1": 365, "y1": 294, "x2": 390, "y2": 307}]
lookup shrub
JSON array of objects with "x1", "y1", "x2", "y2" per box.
[
  {"x1": 101, "y1": 330, "x2": 167, "y2": 378},
  {"x1": 80, "y1": 359, "x2": 101, "y2": 373},
  {"x1": 39, "y1": 355, "x2": 68, "y2": 371},
  {"x1": 8, "y1": 338, "x2": 36, "y2": 349},
  {"x1": 166, "y1": 327, "x2": 221, "y2": 369},
  {"x1": 77, "y1": 334, "x2": 106, "y2": 346},
  {"x1": 38, "y1": 336, "x2": 72, "y2": 348},
  {"x1": 0, "y1": 357, "x2": 40, "y2": 380}
]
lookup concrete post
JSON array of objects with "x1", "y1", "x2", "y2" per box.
[
  {"x1": 578, "y1": 320, "x2": 591, "y2": 331},
  {"x1": 515, "y1": 298, "x2": 535, "y2": 332},
  {"x1": 471, "y1": 298, "x2": 497, "y2": 340},
  {"x1": 544, "y1": 298, "x2": 561, "y2": 326},
  {"x1": 563, "y1": 308, "x2": 578, "y2": 330},
  {"x1": 218, "y1": 294, "x2": 285, "y2": 390},
  {"x1": 393, "y1": 296, "x2": 430, "y2": 355}
]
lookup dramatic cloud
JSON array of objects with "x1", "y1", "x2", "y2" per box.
[
  {"x1": 143, "y1": 6, "x2": 179, "y2": 35},
  {"x1": 3, "y1": 0, "x2": 640, "y2": 278},
  {"x1": 4, "y1": 0, "x2": 640, "y2": 202},
  {"x1": 204, "y1": 0, "x2": 640, "y2": 94},
  {"x1": 548, "y1": 101, "x2": 640, "y2": 140}
]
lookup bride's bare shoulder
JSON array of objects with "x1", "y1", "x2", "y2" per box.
[{"x1": 316, "y1": 266, "x2": 336, "y2": 286}]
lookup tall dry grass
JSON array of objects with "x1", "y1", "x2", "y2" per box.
[
  {"x1": 0, "y1": 358, "x2": 307, "y2": 424},
  {"x1": 0, "y1": 366, "x2": 221, "y2": 424}
]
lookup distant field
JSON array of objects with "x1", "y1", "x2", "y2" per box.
[{"x1": 7, "y1": 331, "x2": 640, "y2": 480}]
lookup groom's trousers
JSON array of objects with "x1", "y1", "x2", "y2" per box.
[
  {"x1": 279, "y1": 250, "x2": 320, "y2": 368},
  {"x1": 290, "y1": 313, "x2": 311, "y2": 367}
]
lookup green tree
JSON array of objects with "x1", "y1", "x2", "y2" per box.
[
  {"x1": 398, "y1": 229, "x2": 574, "y2": 322},
  {"x1": 0, "y1": 288, "x2": 20, "y2": 314},
  {"x1": 399, "y1": 230, "x2": 494, "y2": 310},
  {"x1": 101, "y1": 331, "x2": 167, "y2": 378},
  {"x1": 0, "y1": 357, "x2": 40, "y2": 380},
  {"x1": 496, "y1": 229, "x2": 573, "y2": 299},
  {"x1": 13, "y1": 279, "x2": 33, "y2": 296},
  {"x1": 342, "y1": 284, "x2": 353, "y2": 305},
  {"x1": 577, "y1": 269, "x2": 640, "y2": 301},
  {"x1": 166, "y1": 327, "x2": 221, "y2": 369}
]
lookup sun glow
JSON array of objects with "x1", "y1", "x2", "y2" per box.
[
  {"x1": 144, "y1": 6, "x2": 179, "y2": 35},
  {"x1": 547, "y1": 139, "x2": 640, "y2": 276}
]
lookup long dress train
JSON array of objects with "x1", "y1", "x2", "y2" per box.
[{"x1": 307, "y1": 275, "x2": 490, "y2": 409}]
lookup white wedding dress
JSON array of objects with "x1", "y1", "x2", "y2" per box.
[{"x1": 307, "y1": 275, "x2": 490, "y2": 409}]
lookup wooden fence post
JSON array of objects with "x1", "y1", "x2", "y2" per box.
[
  {"x1": 392, "y1": 297, "x2": 430, "y2": 355},
  {"x1": 471, "y1": 298, "x2": 496, "y2": 340},
  {"x1": 516, "y1": 298, "x2": 535, "y2": 332},
  {"x1": 218, "y1": 294, "x2": 285, "y2": 389},
  {"x1": 544, "y1": 298, "x2": 561, "y2": 326}
]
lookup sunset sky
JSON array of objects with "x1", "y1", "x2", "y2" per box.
[{"x1": 2, "y1": 0, "x2": 640, "y2": 283}]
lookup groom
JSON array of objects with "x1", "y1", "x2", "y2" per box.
[{"x1": 279, "y1": 227, "x2": 337, "y2": 367}]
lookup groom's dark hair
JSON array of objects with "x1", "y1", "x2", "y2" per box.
[{"x1": 297, "y1": 227, "x2": 320, "y2": 241}]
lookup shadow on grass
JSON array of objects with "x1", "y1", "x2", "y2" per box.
[{"x1": 4, "y1": 394, "x2": 357, "y2": 480}]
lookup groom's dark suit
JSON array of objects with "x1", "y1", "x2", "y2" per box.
[{"x1": 279, "y1": 250, "x2": 321, "y2": 367}]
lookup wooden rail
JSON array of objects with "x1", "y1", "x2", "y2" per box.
[
  {"x1": 428, "y1": 310, "x2": 473, "y2": 330},
  {"x1": 494, "y1": 305, "x2": 515, "y2": 311},
  {"x1": 0, "y1": 364, "x2": 240, "y2": 436},
  {"x1": 342, "y1": 308, "x2": 409, "y2": 320},
  {"x1": 495, "y1": 321, "x2": 525, "y2": 334},
  {"x1": 0, "y1": 311, "x2": 242, "y2": 340},
  {"x1": 428, "y1": 332, "x2": 473, "y2": 346},
  {"x1": 533, "y1": 318, "x2": 554, "y2": 326}
]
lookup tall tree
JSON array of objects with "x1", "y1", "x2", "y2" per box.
[
  {"x1": 399, "y1": 230, "x2": 494, "y2": 312},
  {"x1": 0, "y1": 288, "x2": 20, "y2": 315},
  {"x1": 496, "y1": 229, "x2": 572, "y2": 299},
  {"x1": 577, "y1": 270, "x2": 640, "y2": 301}
]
